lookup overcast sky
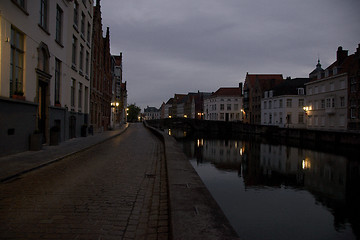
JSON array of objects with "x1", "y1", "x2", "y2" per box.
[{"x1": 99, "y1": 0, "x2": 360, "y2": 111}]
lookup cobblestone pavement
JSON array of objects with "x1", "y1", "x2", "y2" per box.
[{"x1": 0, "y1": 123, "x2": 169, "y2": 240}]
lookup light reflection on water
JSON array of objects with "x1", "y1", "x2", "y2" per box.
[{"x1": 181, "y1": 138, "x2": 360, "y2": 240}]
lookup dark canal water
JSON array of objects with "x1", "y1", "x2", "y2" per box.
[{"x1": 176, "y1": 132, "x2": 360, "y2": 240}]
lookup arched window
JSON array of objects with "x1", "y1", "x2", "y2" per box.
[{"x1": 37, "y1": 42, "x2": 50, "y2": 73}]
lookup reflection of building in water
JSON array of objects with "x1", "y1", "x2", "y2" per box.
[
  {"x1": 202, "y1": 140, "x2": 244, "y2": 170},
  {"x1": 302, "y1": 151, "x2": 347, "y2": 201}
]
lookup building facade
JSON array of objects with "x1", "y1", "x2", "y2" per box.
[
  {"x1": 243, "y1": 73, "x2": 284, "y2": 124},
  {"x1": 0, "y1": 0, "x2": 93, "y2": 156},
  {"x1": 204, "y1": 87, "x2": 243, "y2": 122},
  {"x1": 144, "y1": 106, "x2": 161, "y2": 120},
  {"x1": 90, "y1": 0, "x2": 112, "y2": 132},
  {"x1": 67, "y1": 0, "x2": 93, "y2": 138},
  {"x1": 261, "y1": 78, "x2": 309, "y2": 128}
]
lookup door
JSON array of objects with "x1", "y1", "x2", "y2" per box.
[{"x1": 38, "y1": 81, "x2": 47, "y2": 143}]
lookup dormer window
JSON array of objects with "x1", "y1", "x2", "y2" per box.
[
  {"x1": 297, "y1": 88, "x2": 304, "y2": 95},
  {"x1": 269, "y1": 90, "x2": 273, "y2": 98}
]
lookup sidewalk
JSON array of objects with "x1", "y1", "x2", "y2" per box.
[{"x1": 0, "y1": 124, "x2": 128, "y2": 182}]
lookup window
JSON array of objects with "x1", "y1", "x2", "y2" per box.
[
  {"x1": 84, "y1": 87, "x2": 89, "y2": 113},
  {"x1": 81, "y1": 12, "x2": 85, "y2": 36},
  {"x1": 286, "y1": 99, "x2": 292, "y2": 108},
  {"x1": 72, "y1": 36, "x2": 77, "y2": 67},
  {"x1": 340, "y1": 97, "x2": 345, "y2": 107},
  {"x1": 78, "y1": 82, "x2": 82, "y2": 110},
  {"x1": 56, "y1": 5, "x2": 63, "y2": 44},
  {"x1": 71, "y1": 79, "x2": 76, "y2": 107},
  {"x1": 55, "y1": 59, "x2": 61, "y2": 104},
  {"x1": 264, "y1": 101, "x2": 267, "y2": 109},
  {"x1": 220, "y1": 104, "x2": 224, "y2": 110},
  {"x1": 321, "y1": 99, "x2": 325, "y2": 109},
  {"x1": 12, "y1": 0, "x2": 26, "y2": 10},
  {"x1": 326, "y1": 98, "x2": 331, "y2": 108},
  {"x1": 87, "y1": 22, "x2": 91, "y2": 43},
  {"x1": 351, "y1": 108, "x2": 356, "y2": 119},
  {"x1": 73, "y1": 1, "x2": 79, "y2": 27},
  {"x1": 269, "y1": 101, "x2": 272, "y2": 109},
  {"x1": 279, "y1": 99, "x2": 283, "y2": 108},
  {"x1": 79, "y1": 44, "x2": 84, "y2": 73},
  {"x1": 298, "y1": 99, "x2": 304, "y2": 107},
  {"x1": 298, "y1": 113, "x2": 304, "y2": 124},
  {"x1": 10, "y1": 27, "x2": 25, "y2": 97},
  {"x1": 39, "y1": 0, "x2": 48, "y2": 30},
  {"x1": 234, "y1": 104, "x2": 239, "y2": 110},
  {"x1": 220, "y1": 113, "x2": 224, "y2": 120},
  {"x1": 85, "y1": 51, "x2": 89, "y2": 76},
  {"x1": 227, "y1": 104, "x2": 231, "y2": 110}
]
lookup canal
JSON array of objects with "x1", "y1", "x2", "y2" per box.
[{"x1": 174, "y1": 131, "x2": 360, "y2": 240}]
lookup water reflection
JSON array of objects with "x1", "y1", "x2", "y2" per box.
[{"x1": 181, "y1": 138, "x2": 360, "y2": 240}]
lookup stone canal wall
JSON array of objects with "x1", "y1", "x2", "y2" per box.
[
  {"x1": 144, "y1": 121, "x2": 240, "y2": 240},
  {"x1": 146, "y1": 118, "x2": 360, "y2": 146}
]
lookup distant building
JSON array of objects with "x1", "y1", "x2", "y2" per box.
[
  {"x1": 111, "y1": 53, "x2": 127, "y2": 127},
  {"x1": 261, "y1": 78, "x2": 309, "y2": 128},
  {"x1": 163, "y1": 98, "x2": 174, "y2": 118},
  {"x1": 144, "y1": 106, "x2": 161, "y2": 120},
  {"x1": 243, "y1": 73, "x2": 284, "y2": 124},
  {"x1": 204, "y1": 85, "x2": 243, "y2": 122}
]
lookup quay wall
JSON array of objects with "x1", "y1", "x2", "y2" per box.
[
  {"x1": 146, "y1": 118, "x2": 360, "y2": 146},
  {"x1": 144, "y1": 121, "x2": 240, "y2": 240}
]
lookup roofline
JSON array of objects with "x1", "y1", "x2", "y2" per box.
[{"x1": 305, "y1": 72, "x2": 347, "y2": 85}]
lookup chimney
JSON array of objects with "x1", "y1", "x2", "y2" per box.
[
  {"x1": 239, "y1": 82, "x2": 243, "y2": 96},
  {"x1": 337, "y1": 46, "x2": 348, "y2": 65}
]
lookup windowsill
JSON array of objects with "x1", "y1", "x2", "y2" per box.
[
  {"x1": 87, "y1": 42, "x2": 91, "y2": 49},
  {"x1": 79, "y1": 71, "x2": 84, "y2": 76},
  {"x1": 11, "y1": 0, "x2": 29, "y2": 15},
  {"x1": 38, "y1": 24, "x2": 50, "y2": 35},
  {"x1": 81, "y1": 33, "x2": 86, "y2": 41},
  {"x1": 71, "y1": 65, "x2": 78, "y2": 72},
  {"x1": 73, "y1": 24, "x2": 79, "y2": 33},
  {"x1": 55, "y1": 39, "x2": 64, "y2": 48},
  {"x1": 85, "y1": 75, "x2": 89, "y2": 80}
]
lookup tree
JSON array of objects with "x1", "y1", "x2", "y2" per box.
[{"x1": 127, "y1": 104, "x2": 141, "y2": 122}]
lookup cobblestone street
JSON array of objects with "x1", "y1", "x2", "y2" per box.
[{"x1": 0, "y1": 124, "x2": 169, "y2": 240}]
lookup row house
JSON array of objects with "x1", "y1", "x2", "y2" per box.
[
  {"x1": 204, "y1": 84, "x2": 243, "y2": 122},
  {"x1": 0, "y1": 0, "x2": 93, "y2": 156},
  {"x1": 144, "y1": 106, "x2": 161, "y2": 120},
  {"x1": 162, "y1": 91, "x2": 211, "y2": 119},
  {"x1": 243, "y1": 73, "x2": 284, "y2": 124},
  {"x1": 111, "y1": 53, "x2": 127, "y2": 127},
  {"x1": 90, "y1": 0, "x2": 112, "y2": 132},
  {"x1": 261, "y1": 78, "x2": 310, "y2": 128},
  {"x1": 305, "y1": 45, "x2": 360, "y2": 131}
]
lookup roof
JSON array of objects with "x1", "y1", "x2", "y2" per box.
[
  {"x1": 144, "y1": 106, "x2": 160, "y2": 112},
  {"x1": 270, "y1": 78, "x2": 310, "y2": 96},
  {"x1": 165, "y1": 98, "x2": 174, "y2": 105},
  {"x1": 212, "y1": 87, "x2": 242, "y2": 97},
  {"x1": 244, "y1": 73, "x2": 284, "y2": 91}
]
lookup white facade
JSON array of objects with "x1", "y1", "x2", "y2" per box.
[
  {"x1": 261, "y1": 90, "x2": 306, "y2": 128},
  {"x1": 66, "y1": 0, "x2": 92, "y2": 114},
  {"x1": 204, "y1": 95, "x2": 243, "y2": 121},
  {"x1": 305, "y1": 73, "x2": 348, "y2": 131}
]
